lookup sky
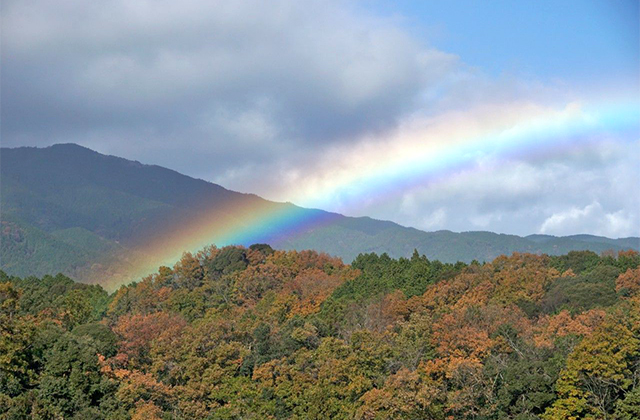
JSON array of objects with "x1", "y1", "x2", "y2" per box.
[{"x1": 2, "y1": 0, "x2": 639, "y2": 238}]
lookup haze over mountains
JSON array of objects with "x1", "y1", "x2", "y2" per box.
[{"x1": 1, "y1": 143, "x2": 638, "y2": 287}]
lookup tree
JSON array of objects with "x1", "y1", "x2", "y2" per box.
[
  {"x1": 616, "y1": 268, "x2": 640, "y2": 298},
  {"x1": 112, "y1": 311, "x2": 186, "y2": 370},
  {"x1": 33, "y1": 333, "x2": 121, "y2": 419},
  {"x1": 544, "y1": 320, "x2": 640, "y2": 419}
]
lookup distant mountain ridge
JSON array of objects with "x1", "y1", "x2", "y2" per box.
[{"x1": 2, "y1": 143, "x2": 638, "y2": 286}]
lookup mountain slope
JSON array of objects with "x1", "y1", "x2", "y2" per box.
[{"x1": 1, "y1": 143, "x2": 638, "y2": 285}]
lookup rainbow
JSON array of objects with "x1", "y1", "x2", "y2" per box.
[
  {"x1": 293, "y1": 99, "x2": 639, "y2": 213},
  {"x1": 120, "y1": 98, "x2": 639, "y2": 283}
]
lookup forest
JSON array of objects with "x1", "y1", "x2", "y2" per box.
[{"x1": 1, "y1": 246, "x2": 639, "y2": 419}]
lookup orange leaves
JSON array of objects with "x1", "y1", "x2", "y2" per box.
[
  {"x1": 235, "y1": 250, "x2": 356, "y2": 321},
  {"x1": 108, "y1": 278, "x2": 173, "y2": 317},
  {"x1": 284, "y1": 268, "x2": 343, "y2": 317},
  {"x1": 131, "y1": 401, "x2": 163, "y2": 420},
  {"x1": 616, "y1": 268, "x2": 640, "y2": 297},
  {"x1": 431, "y1": 304, "x2": 529, "y2": 364},
  {"x1": 112, "y1": 311, "x2": 187, "y2": 369},
  {"x1": 367, "y1": 291, "x2": 410, "y2": 331},
  {"x1": 432, "y1": 310, "x2": 493, "y2": 363},
  {"x1": 533, "y1": 309, "x2": 606, "y2": 348},
  {"x1": 418, "y1": 269, "x2": 492, "y2": 313},
  {"x1": 172, "y1": 252, "x2": 205, "y2": 289},
  {"x1": 234, "y1": 261, "x2": 294, "y2": 305},
  {"x1": 490, "y1": 253, "x2": 560, "y2": 305},
  {"x1": 412, "y1": 254, "x2": 558, "y2": 318}
]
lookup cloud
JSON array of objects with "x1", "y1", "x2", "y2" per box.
[
  {"x1": 392, "y1": 139, "x2": 640, "y2": 237},
  {"x1": 2, "y1": 0, "x2": 637, "y2": 238},
  {"x1": 2, "y1": 0, "x2": 456, "y2": 174},
  {"x1": 540, "y1": 202, "x2": 634, "y2": 237}
]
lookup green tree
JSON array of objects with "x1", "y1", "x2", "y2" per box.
[{"x1": 544, "y1": 320, "x2": 639, "y2": 419}]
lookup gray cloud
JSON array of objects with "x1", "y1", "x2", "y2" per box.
[{"x1": 2, "y1": 0, "x2": 456, "y2": 176}]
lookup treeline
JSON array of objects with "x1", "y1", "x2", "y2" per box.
[{"x1": 1, "y1": 246, "x2": 639, "y2": 419}]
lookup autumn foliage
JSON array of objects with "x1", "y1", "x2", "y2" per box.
[{"x1": 1, "y1": 247, "x2": 639, "y2": 419}]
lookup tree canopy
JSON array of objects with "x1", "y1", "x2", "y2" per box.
[{"x1": 1, "y1": 247, "x2": 639, "y2": 419}]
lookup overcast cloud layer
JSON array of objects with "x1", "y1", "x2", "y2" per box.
[{"x1": 2, "y1": 0, "x2": 638, "y2": 237}]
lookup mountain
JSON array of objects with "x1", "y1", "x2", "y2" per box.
[{"x1": 2, "y1": 143, "x2": 638, "y2": 287}]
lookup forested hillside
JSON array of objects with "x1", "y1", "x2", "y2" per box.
[
  {"x1": 2, "y1": 247, "x2": 639, "y2": 419},
  {"x1": 2, "y1": 144, "x2": 638, "y2": 286}
]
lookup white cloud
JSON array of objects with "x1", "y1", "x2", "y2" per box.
[{"x1": 540, "y1": 202, "x2": 634, "y2": 237}]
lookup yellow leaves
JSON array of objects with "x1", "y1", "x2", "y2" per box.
[
  {"x1": 571, "y1": 322, "x2": 638, "y2": 381},
  {"x1": 356, "y1": 368, "x2": 436, "y2": 420},
  {"x1": 200, "y1": 341, "x2": 249, "y2": 383},
  {"x1": 291, "y1": 322, "x2": 318, "y2": 343},
  {"x1": 0, "y1": 281, "x2": 20, "y2": 321},
  {"x1": 542, "y1": 395, "x2": 590, "y2": 420},
  {"x1": 116, "y1": 370, "x2": 175, "y2": 411},
  {"x1": 544, "y1": 318, "x2": 640, "y2": 419}
]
